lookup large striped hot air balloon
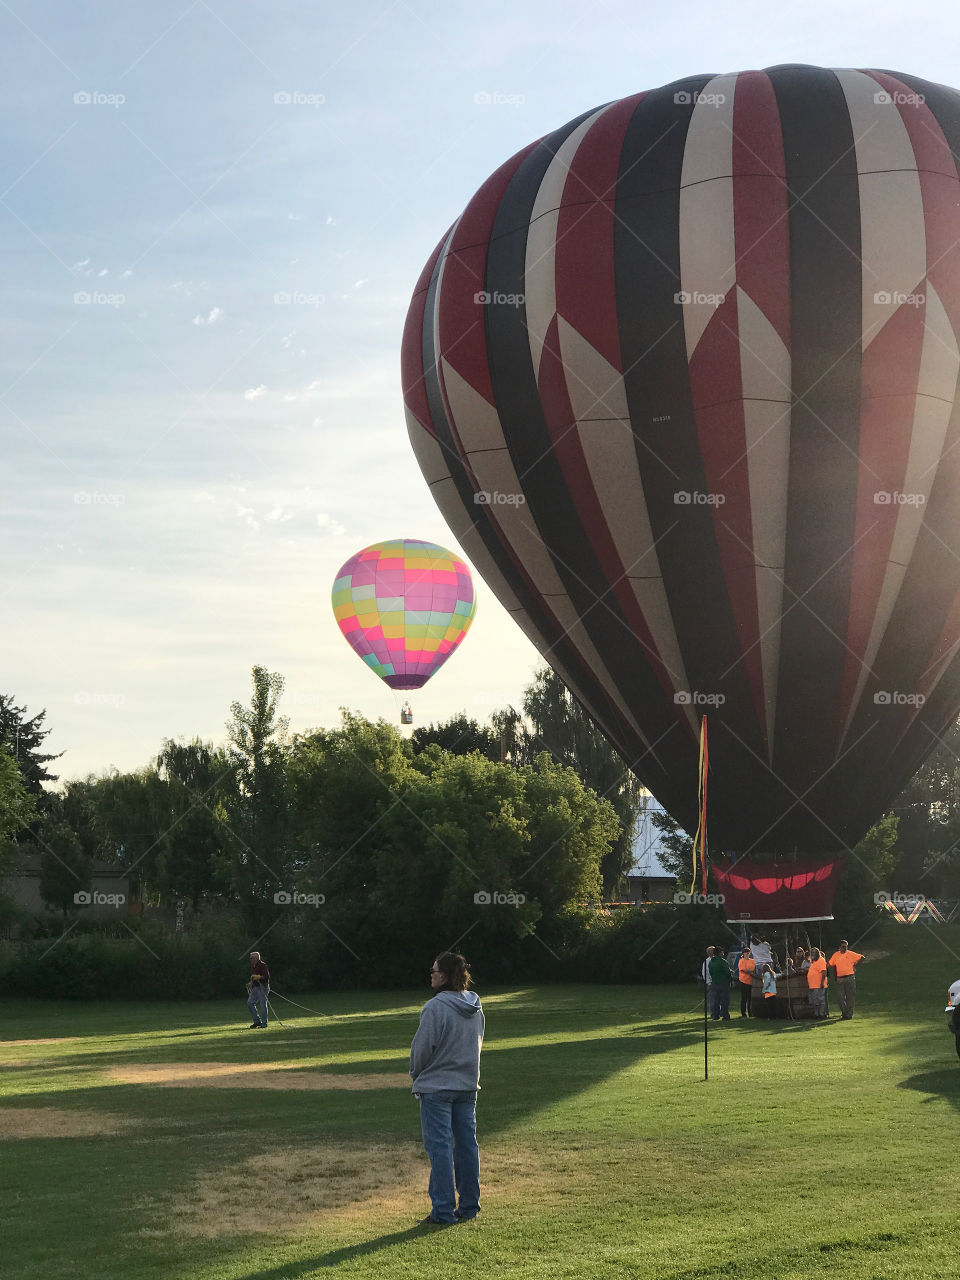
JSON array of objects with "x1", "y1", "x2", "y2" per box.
[
  {"x1": 402, "y1": 64, "x2": 960, "y2": 856},
  {"x1": 332, "y1": 539, "x2": 476, "y2": 693}
]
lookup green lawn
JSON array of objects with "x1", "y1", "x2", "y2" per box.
[{"x1": 1, "y1": 921, "x2": 959, "y2": 1279}]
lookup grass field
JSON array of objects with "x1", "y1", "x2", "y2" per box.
[{"x1": 2, "y1": 921, "x2": 959, "y2": 1279}]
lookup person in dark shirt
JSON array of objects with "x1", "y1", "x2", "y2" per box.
[
  {"x1": 707, "y1": 947, "x2": 733, "y2": 1020},
  {"x1": 247, "y1": 951, "x2": 271, "y2": 1028}
]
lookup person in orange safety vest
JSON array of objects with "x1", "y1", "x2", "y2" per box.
[{"x1": 827, "y1": 940, "x2": 863, "y2": 1020}]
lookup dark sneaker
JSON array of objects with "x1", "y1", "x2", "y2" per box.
[
  {"x1": 455, "y1": 1211, "x2": 481, "y2": 1222},
  {"x1": 418, "y1": 1215, "x2": 454, "y2": 1228}
]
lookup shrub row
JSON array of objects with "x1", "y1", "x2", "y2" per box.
[{"x1": 0, "y1": 904, "x2": 729, "y2": 999}]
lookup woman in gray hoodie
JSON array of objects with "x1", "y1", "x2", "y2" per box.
[{"x1": 410, "y1": 951, "x2": 484, "y2": 1227}]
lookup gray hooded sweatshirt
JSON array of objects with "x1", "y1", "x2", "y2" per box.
[{"x1": 409, "y1": 988, "x2": 484, "y2": 1093}]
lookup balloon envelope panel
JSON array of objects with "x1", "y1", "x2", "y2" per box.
[
  {"x1": 332, "y1": 539, "x2": 477, "y2": 690},
  {"x1": 402, "y1": 65, "x2": 960, "y2": 854}
]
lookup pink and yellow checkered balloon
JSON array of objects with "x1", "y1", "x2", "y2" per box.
[{"x1": 332, "y1": 539, "x2": 477, "y2": 690}]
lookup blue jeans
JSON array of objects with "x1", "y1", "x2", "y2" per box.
[
  {"x1": 248, "y1": 985, "x2": 268, "y2": 1026},
  {"x1": 709, "y1": 985, "x2": 730, "y2": 1019},
  {"x1": 416, "y1": 1090, "x2": 480, "y2": 1223}
]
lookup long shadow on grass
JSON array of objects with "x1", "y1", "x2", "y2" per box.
[
  {"x1": 898, "y1": 1066, "x2": 960, "y2": 1109},
  {"x1": 0, "y1": 995, "x2": 695, "y2": 1077},
  {"x1": 239, "y1": 1227, "x2": 428, "y2": 1278}
]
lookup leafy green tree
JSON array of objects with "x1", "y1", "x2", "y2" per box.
[
  {"x1": 0, "y1": 743, "x2": 37, "y2": 849},
  {"x1": 518, "y1": 668, "x2": 643, "y2": 895},
  {"x1": 519, "y1": 752, "x2": 615, "y2": 915},
  {"x1": 287, "y1": 713, "x2": 617, "y2": 979},
  {"x1": 70, "y1": 768, "x2": 169, "y2": 901},
  {"x1": 831, "y1": 812, "x2": 899, "y2": 932},
  {"x1": 890, "y1": 717, "x2": 960, "y2": 898},
  {"x1": 155, "y1": 738, "x2": 233, "y2": 912},
  {"x1": 411, "y1": 713, "x2": 501, "y2": 761},
  {"x1": 490, "y1": 706, "x2": 533, "y2": 767},
  {"x1": 288, "y1": 712, "x2": 416, "y2": 901},
  {"x1": 649, "y1": 806, "x2": 694, "y2": 881},
  {"x1": 37, "y1": 819, "x2": 92, "y2": 919},
  {"x1": 0, "y1": 744, "x2": 38, "y2": 917},
  {"x1": 0, "y1": 693, "x2": 60, "y2": 798}
]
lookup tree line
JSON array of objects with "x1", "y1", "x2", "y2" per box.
[
  {"x1": 1, "y1": 669, "x2": 956, "y2": 994},
  {"x1": 0, "y1": 669, "x2": 644, "y2": 980}
]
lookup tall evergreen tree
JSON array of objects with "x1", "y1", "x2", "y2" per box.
[
  {"x1": 0, "y1": 693, "x2": 61, "y2": 797},
  {"x1": 0, "y1": 743, "x2": 37, "y2": 858},
  {"x1": 224, "y1": 666, "x2": 291, "y2": 924}
]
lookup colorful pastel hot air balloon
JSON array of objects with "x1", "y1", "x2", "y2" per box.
[
  {"x1": 332, "y1": 539, "x2": 476, "y2": 693},
  {"x1": 402, "y1": 65, "x2": 960, "y2": 856}
]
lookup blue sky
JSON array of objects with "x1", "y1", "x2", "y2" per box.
[{"x1": 3, "y1": 0, "x2": 959, "y2": 781}]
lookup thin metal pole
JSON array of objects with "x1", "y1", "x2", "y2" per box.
[{"x1": 703, "y1": 972, "x2": 709, "y2": 1081}]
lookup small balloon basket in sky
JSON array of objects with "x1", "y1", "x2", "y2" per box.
[
  {"x1": 402, "y1": 63, "x2": 960, "y2": 861},
  {"x1": 332, "y1": 538, "x2": 477, "y2": 723}
]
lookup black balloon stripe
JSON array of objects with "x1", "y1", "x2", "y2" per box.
[
  {"x1": 766, "y1": 65, "x2": 864, "y2": 842},
  {"x1": 614, "y1": 78, "x2": 771, "y2": 848}
]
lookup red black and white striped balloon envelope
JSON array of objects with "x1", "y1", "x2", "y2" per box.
[{"x1": 402, "y1": 65, "x2": 960, "y2": 857}]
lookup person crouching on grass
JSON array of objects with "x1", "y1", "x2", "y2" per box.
[{"x1": 410, "y1": 951, "x2": 484, "y2": 1228}]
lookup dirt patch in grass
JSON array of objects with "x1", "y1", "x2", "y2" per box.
[
  {"x1": 0, "y1": 1107, "x2": 132, "y2": 1140},
  {"x1": 140, "y1": 1142, "x2": 427, "y2": 1237},
  {"x1": 139, "y1": 1135, "x2": 587, "y2": 1239},
  {"x1": 111, "y1": 1062, "x2": 411, "y2": 1090}
]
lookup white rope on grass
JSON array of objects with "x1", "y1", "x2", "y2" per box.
[{"x1": 267, "y1": 988, "x2": 327, "y2": 1018}]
